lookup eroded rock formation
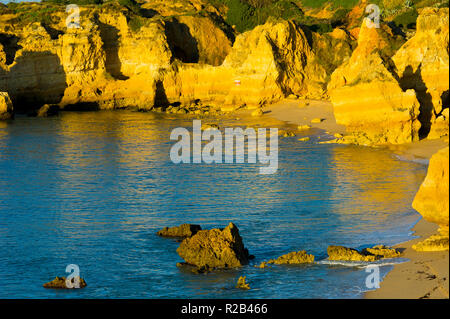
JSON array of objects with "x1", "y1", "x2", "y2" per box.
[
  {"x1": 0, "y1": 3, "x2": 231, "y2": 112},
  {"x1": 327, "y1": 245, "x2": 378, "y2": 262},
  {"x1": 393, "y1": 8, "x2": 449, "y2": 140},
  {"x1": 157, "y1": 224, "x2": 202, "y2": 238},
  {"x1": 236, "y1": 276, "x2": 251, "y2": 290},
  {"x1": 412, "y1": 147, "x2": 449, "y2": 251},
  {"x1": 328, "y1": 8, "x2": 449, "y2": 145},
  {"x1": 176, "y1": 222, "x2": 250, "y2": 269},
  {"x1": 328, "y1": 18, "x2": 421, "y2": 145}
]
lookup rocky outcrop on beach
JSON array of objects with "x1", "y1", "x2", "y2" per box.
[
  {"x1": 176, "y1": 222, "x2": 250, "y2": 269},
  {"x1": 393, "y1": 8, "x2": 449, "y2": 140},
  {"x1": 27, "y1": 103, "x2": 59, "y2": 117},
  {"x1": 43, "y1": 276, "x2": 87, "y2": 289},
  {"x1": 157, "y1": 224, "x2": 202, "y2": 238},
  {"x1": 327, "y1": 245, "x2": 400, "y2": 262},
  {"x1": 266, "y1": 250, "x2": 315, "y2": 265},
  {"x1": 328, "y1": 245, "x2": 378, "y2": 262},
  {"x1": 0, "y1": 91, "x2": 13, "y2": 119},
  {"x1": 412, "y1": 147, "x2": 449, "y2": 252},
  {"x1": 361, "y1": 245, "x2": 401, "y2": 258}
]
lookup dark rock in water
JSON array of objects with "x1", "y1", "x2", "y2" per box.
[
  {"x1": 361, "y1": 245, "x2": 401, "y2": 258},
  {"x1": 327, "y1": 245, "x2": 378, "y2": 262},
  {"x1": 255, "y1": 250, "x2": 314, "y2": 268},
  {"x1": 43, "y1": 276, "x2": 87, "y2": 289},
  {"x1": 176, "y1": 262, "x2": 211, "y2": 274},
  {"x1": 37, "y1": 104, "x2": 59, "y2": 117},
  {"x1": 267, "y1": 250, "x2": 315, "y2": 265},
  {"x1": 157, "y1": 224, "x2": 202, "y2": 238},
  {"x1": 176, "y1": 222, "x2": 250, "y2": 269},
  {"x1": 28, "y1": 104, "x2": 59, "y2": 117},
  {"x1": 236, "y1": 276, "x2": 250, "y2": 290}
]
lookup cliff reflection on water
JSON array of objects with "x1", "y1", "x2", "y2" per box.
[{"x1": 0, "y1": 110, "x2": 426, "y2": 298}]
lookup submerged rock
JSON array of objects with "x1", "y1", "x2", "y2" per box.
[
  {"x1": 43, "y1": 276, "x2": 87, "y2": 289},
  {"x1": 157, "y1": 224, "x2": 202, "y2": 238},
  {"x1": 176, "y1": 222, "x2": 250, "y2": 269},
  {"x1": 328, "y1": 244, "x2": 401, "y2": 261},
  {"x1": 256, "y1": 262, "x2": 268, "y2": 269},
  {"x1": 267, "y1": 251, "x2": 315, "y2": 265},
  {"x1": 236, "y1": 276, "x2": 250, "y2": 290},
  {"x1": 28, "y1": 104, "x2": 60, "y2": 117},
  {"x1": 0, "y1": 92, "x2": 13, "y2": 120},
  {"x1": 176, "y1": 262, "x2": 212, "y2": 274}
]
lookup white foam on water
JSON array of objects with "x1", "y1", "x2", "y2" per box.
[{"x1": 316, "y1": 257, "x2": 409, "y2": 268}]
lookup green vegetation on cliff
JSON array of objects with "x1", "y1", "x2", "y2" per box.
[{"x1": 6, "y1": 0, "x2": 449, "y2": 34}]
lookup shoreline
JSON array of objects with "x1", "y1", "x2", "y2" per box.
[
  {"x1": 262, "y1": 99, "x2": 449, "y2": 299},
  {"x1": 365, "y1": 218, "x2": 449, "y2": 299}
]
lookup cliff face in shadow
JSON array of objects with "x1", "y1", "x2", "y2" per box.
[
  {"x1": 3, "y1": 51, "x2": 67, "y2": 112},
  {"x1": 393, "y1": 8, "x2": 449, "y2": 141}
]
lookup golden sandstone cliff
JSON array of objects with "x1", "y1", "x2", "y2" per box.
[
  {"x1": 0, "y1": 2, "x2": 353, "y2": 115},
  {"x1": 328, "y1": 8, "x2": 449, "y2": 145},
  {"x1": 328, "y1": 19, "x2": 421, "y2": 145},
  {"x1": 393, "y1": 8, "x2": 449, "y2": 140},
  {"x1": 412, "y1": 147, "x2": 449, "y2": 251}
]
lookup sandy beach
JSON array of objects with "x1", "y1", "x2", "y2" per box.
[
  {"x1": 265, "y1": 98, "x2": 346, "y2": 135},
  {"x1": 264, "y1": 99, "x2": 449, "y2": 299},
  {"x1": 366, "y1": 218, "x2": 449, "y2": 299}
]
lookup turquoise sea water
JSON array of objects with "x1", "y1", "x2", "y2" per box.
[{"x1": 0, "y1": 111, "x2": 427, "y2": 298}]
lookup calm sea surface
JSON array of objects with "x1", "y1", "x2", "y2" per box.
[{"x1": 0, "y1": 111, "x2": 426, "y2": 298}]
